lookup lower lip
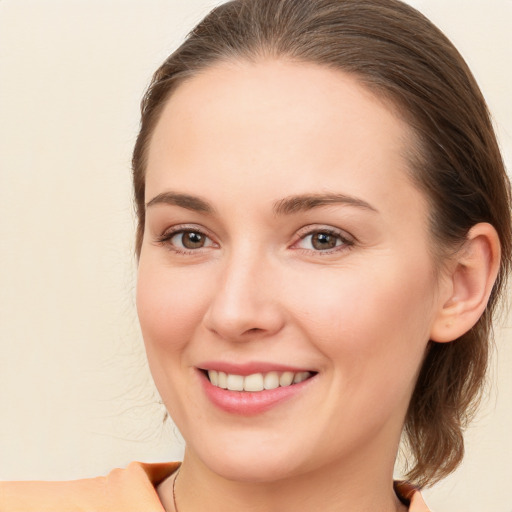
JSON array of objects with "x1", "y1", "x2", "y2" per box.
[{"x1": 199, "y1": 371, "x2": 315, "y2": 416}]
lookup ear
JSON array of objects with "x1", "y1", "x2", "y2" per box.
[{"x1": 430, "y1": 223, "x2": 501, "y2": 343}]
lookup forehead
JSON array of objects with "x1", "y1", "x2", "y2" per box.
[
  {"x1": 145, "y1": 59, "x2": 423, "y2": 218},
  {"x1": 149, "y1": 59, "x2": 412, "y2": 162}
]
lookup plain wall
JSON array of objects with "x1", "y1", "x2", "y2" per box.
[{"x1": 0, "y1": 1, "x2": 510, "y2": 511}]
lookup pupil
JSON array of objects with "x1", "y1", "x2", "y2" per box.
[
  {"x1": 312, "y1": 233, "x2": 336, "y2": 250},
  {"x1": 183, "y1": 232, "x2": 204, "y2": 249}
]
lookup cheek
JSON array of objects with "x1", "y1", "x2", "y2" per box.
[
  {"x1": 136, "y1": 262, "x2": 212, "y2": 422},
  {"x1": 136, "y1": 262, "x2": 210, "y2": 356},
  {"x1": 289, "y1": 259, "x2": 435, "y2": 370}
]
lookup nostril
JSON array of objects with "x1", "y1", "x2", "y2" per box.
[{"x1": 203, "y1": 297, "x2": 286, "y2": 341}]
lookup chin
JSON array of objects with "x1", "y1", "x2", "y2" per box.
[
  {"x1": 190, "y1": 435, "x2": 312, "y2": 483},
  {"x1": 207, "y1": 456, "x2": 301, "y2": 483}
]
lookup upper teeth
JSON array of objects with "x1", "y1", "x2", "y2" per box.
[{"x1": 207, "y1": 370, "x2": 312, "y2": 392}]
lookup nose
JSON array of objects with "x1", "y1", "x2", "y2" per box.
[{"x1": 203, "y1": 249, "x2": 286, "y2": 342}]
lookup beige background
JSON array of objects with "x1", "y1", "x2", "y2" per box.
[{"x1": 0, "y1": 1, "x2": 510, "y2": 510}]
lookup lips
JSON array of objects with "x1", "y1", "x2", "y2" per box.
[
  {"x1": 207, "y1": 369, "x2": 313, "y2": 391},
  {"x1": 198, "y1": 363, "x2": 317, "y2": 415}
]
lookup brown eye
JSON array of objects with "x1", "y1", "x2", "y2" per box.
[
  {"x1": 310, "y1": 232, "x2": 339, "y2": 250},
  {"x1": 294, "y1": 229, "x2": 352, "y2": 253},
  {"x1": 162, "y1": 229, "x2": 215, "y2": 252},
  {"x1": 180, "y1": 231, "x2": 206, "y2": 249}
]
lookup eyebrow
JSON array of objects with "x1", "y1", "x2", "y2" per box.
[
  {"x1": 145, "y1": 191, "x2": 377, "y2": 216},
  {"x1": 273, "y1": 193, "x2": 378, "y2": 215},
  {"x1": 146, "y1": 192, "x2": 215, "y2": 214}
]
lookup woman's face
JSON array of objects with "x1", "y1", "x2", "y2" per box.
[{"x1": 137, "y1": 60, "x2": 446, "y2": 481}]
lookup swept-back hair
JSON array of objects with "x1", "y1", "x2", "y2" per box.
[{"x1": 132, "y1": 0, "x2": 511, "y2": 487}]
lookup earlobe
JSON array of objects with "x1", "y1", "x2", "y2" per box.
[{"x1": 430, "y1": 223, "x2": 501, "y2": 343}]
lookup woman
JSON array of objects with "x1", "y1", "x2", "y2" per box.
[{"x1": 1, "y1": 0, "x2": 509, "y2": 510}]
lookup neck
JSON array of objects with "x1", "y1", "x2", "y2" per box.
[{"x1": 158, "y1": 447, "x2": 407, "y2": 512}]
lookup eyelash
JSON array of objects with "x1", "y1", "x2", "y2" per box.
[
  {"x1": 292, "y1": 227, "x2": 355, "y2": 255},
  {"x1": 155, "y1": 225, "x2": 355, "y2": 255},
  {"x1": 155, "y1": 225, "x2": 217, "y2": 255}
]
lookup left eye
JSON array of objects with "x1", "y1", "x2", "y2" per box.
[{"x1": 297, "y1": 231, "x2": 347, "y2": 251}]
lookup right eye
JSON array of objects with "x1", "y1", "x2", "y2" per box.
[
  {"x1": 157, "y1": 228, "x2": 217, "y2": 253},
  {"x1": 171, "y1": 230, "x2": 209, "y2": 249}
]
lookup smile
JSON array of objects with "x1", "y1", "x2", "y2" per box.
[
  {"x1": 207, "y1": 370, "x2": 314, "y2": 392},
  {"x1": 199, "y1": 366, "x2": 318, "y2": 415}
]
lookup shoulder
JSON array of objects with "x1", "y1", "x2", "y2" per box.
[
  {"x1": 395, "y1": 481, "x2": 431, "y2": 512},
  {"x1": 0, "y1": 461, "x2": 178, "y2": 512},
  {"x1": 1, "y1": 466, "x2": 431, "y2": 512}
]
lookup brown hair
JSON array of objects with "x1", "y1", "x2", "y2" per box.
[{"x1": 132, "y1": 0, "x2": 511, "y2": 487}]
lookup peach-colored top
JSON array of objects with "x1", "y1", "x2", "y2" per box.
[{"x1": 0, "y1": 462, "x2": 430, "y2": 511}]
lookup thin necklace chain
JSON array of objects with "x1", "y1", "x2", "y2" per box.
[
  {"x1": 171, "y1": 468, "x2": 405, "y2": 512},
  {"x1": 172, "y1": 469, "x2": 180, "y2": 512}
]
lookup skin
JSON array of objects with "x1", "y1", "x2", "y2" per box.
[{"x1": 136, "y1": 59, "x2": 498, "y2": 512}]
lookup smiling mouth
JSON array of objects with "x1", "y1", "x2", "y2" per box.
[{"x1": 203, "y1": 370, "x2": 316, "y2": 392}]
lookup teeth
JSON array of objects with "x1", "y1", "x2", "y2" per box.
[
  {"x1": 279, "y1": 371, "x2": 294, "y2": 386},
  {"x1": 293, "y1": 371, "x2": 310, "y2": 384},
  {"x1": 263, "y1": 371, "x2": 280, "y2": 390},
  {"x1": 226, "y1": 374, "x2": 244, "y2": 391},
  {"x1": 207, "y1": 370, "x2": 313, "y2": 391},
  {"x1": 209, "y1": 370, "x2": 219, "y2": 386},
  {"x1": 244, "y1": 373, "x2": 264, "y2": 392},
  {"x1": 218, "y1": 371, "x2": 227, "y2": 389}
]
